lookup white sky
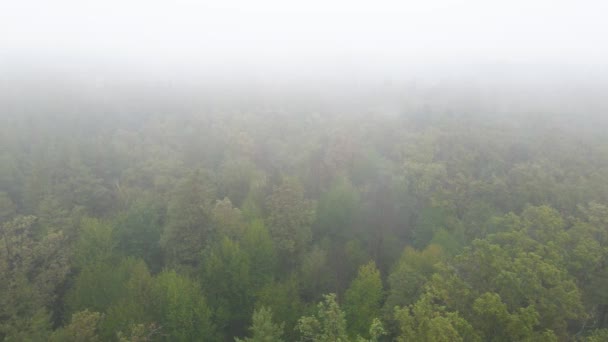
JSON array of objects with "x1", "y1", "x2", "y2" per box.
[{"x1": 1, "y1": 0, "x2": 607, "y2": 74}]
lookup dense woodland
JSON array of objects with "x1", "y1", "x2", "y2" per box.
[{"x1": 2, "y1": 79, "x2": 608, "y2": 341}]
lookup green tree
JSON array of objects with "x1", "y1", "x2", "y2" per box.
[
  {"x1": 236, "y1": 306, "x2": 284, "y2": 342},
  {"x1": 212, "y1": 197, "x2": 246, "y2": 240},
  {"x1": 151, "y1": 270, "x2": 215, "y2": 341},
  {"x1": 355, "y1": 318, "x2": 386, "y2": 342},
  {"x1": 570, "y1": 203, "x2": 608, "y2": 329},
  {"x1": 117, "y1": 323, "x2": 162, "y2": 342},
  {"x1": 0, "y1": 215, "x2": 69, "y2": 340},
  {"x1": 296, "y1": 293, "x2": 349, "y2": 342},
  {"x1": 50, "y1": 310, "x2": 102, "y2": 342},
  {"x1": 113, "y1": 198, "x2": 164, "y2": 272},
  {"x1": 412, "y1": 206, "x2": 451, "y2": 249},
  {"x1": 201, "y1": 237, "x2": 252, "y2": 337},
  {"x1": 66, "y1": 257, "x2": 144, "y2": 316},
  {"x1": 1, "y1": 309, "x2": 52, "y2": 342},
  {"x1": 299, "y1": 245, "x2": 336, "y2": 302},
  {"x1": 429, "y1": 222, "x2": 584, "y2": 339},
  {"x1": 256, "y1": 276, "x2": 305, "y2": 341},
  {"x1": 394, "y1": 293, "x2": 479, "y2": 342},
  {"x1": 266, "y1": 178, "x2": 315, "y2": 265},
  {"x1": 384, "y1": 244, "x2": 443, "y2": 311},
  {"x1": 218, "y1": 157, "x2": 265, "y2": 208},
  {"x1": 315, "y1": 177, "x2": 360, "y2": 242},
  {"x1": 161, "y1": 170, "x2": 216, "y2": 269},
  {"x1": 241, "y1": 219, "x2": 277, "y2": 292},
  {"x1": 585, "y1": 329, "x2": 608, "y2": 342},
  {"x1": 73, "y1": 217, "x2": 116, "y2": 268},
  {"x1": 471, "y1": 292, "x2": 556, "y2": 341},
  {"x1": 314, "y1": 178, "x2": 363, "y2": 291},
  {"x1": 344, "y1": 261, "x2": 383, "y2": 339},
  {"x1": 100, "y1": 259, "x2": 155, "y2": 340}
]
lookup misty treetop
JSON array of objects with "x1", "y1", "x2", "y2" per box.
[{"x1": 1, "y1": 84, "x2": 608, "y2": 341}]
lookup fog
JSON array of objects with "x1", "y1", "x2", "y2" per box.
[
  {"x1": 2, "y1": 0, "x2": 608, "y2": 78},
  {"x1": 5, "y1": 2, "x2": 608, "y2": 341},
  {"x1": 2, "y1": 0, "x2": 608, "y2": 126}
]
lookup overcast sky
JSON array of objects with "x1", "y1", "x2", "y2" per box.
[{"x1": 1, "y1": 0, "x2": 607, "y2": 77}]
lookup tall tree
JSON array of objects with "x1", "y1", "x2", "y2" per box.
[
  {"x1": 201, "y1": 237, "x2": 252, "y2": 338},
  {"x1": 296, "y1": 293, "x2": 349, "y2": 342},
  {"x1": 394, "y1": 293, "x2": 479, "y2": 342},
  {"x1": 241, "y1": 219, "x2": 277, "y2": 292},
  {"x1": 113, "y1": 198, "x2": 164, "y2": 272},
  {"x1": 235, "y1": 306, "x2": 284, "y2": 342},
  {"x1": 150, "y1": 270, "x2": 215, "y2": 341},
  {"x1": 160, "y1": 170, "x2": 216, "y2": 269},
  {"x1": 266, "y1": 178, "x2": 315, "y2": 267},
  {"x1": 0, "y1": 215, "x2": 69, "y2": 340},
  {"x1": 50, "y1": 310, "x2": 102, "y2": 342},
  {"x1": 384, "y1": 244, "x2": 443, "y2": 311},
  {"x1": 256, "y1": 276, "x2": 305, "y2": 341},
  {"x1": 344, "y1": 261, "x2": 383, "y2": 339}
]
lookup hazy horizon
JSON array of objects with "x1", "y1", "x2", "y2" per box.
[{"x1": 2, "y1": 0, "x2": 608, "y2": 81}]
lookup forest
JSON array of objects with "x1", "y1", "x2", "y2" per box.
[{"x1": 1, "y1": 76, "x2": 608, "y2": 342}]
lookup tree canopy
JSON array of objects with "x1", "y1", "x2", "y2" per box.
[{"x1": 2, "y1": 94, "x2": 608, "y2": 341}]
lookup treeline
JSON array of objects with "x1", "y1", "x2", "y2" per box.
[{"x1": 1, "y1": 106, "x2": 608, "y2": 341}]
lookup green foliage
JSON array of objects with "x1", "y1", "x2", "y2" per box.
[
  {"x1": 36, "y1": 195, "x2": 74, "y2": 236},
  {"x1": 160, "y1": 170, "x2": 216, "y2": 269},
  {"x1": 256, "y1": 276, "x2": 305, "y2": 341},
  {"x1": 344, "y1": 261, "x2": 383, "y2": 339},
  {"x1": 315, "y1": 177, "x2": 360, "y2": 242},
  {"x1": 150, "y1": 270, "x2": 215, "y2": 341},
  {"x1": 235, "y1": 306, "x2": 284, "y2": 342},
  {"x1": 394, "y1": 294, "x2": 479, "y2": 342},
  {"x1": 429, "y1": 227, "x2": 465, "y2": 256},
  {"x1": 241, "y1": 219, "x2": 277, "y2": 291},
  {"x1": 299, "y1": 245, "x2": 336, "y2": 301},
  {"x1": 385, "y1": 244, "x2": 444, "y2": 311},
  {"x1": 0, "y1": 215, "x2": 69, "y2": 340},
  {"x1": 296, "y1": 294, "x2": 349, "y2": 342},
  {"x1": 113, "y1": 198, "x2": 164, "y2": 272},
  {"x1": 585, "y1": 329, "x2": 608, "y2": 342},
  {"x1": 358, "y1": 318, "x2": 387, "y2": 342},
  {"x1": 1, "y1": 309, "x2": 52, "y2": 342},
  {"x1": 412, "y1": 206, "x2": 450, "y2": 249},
  {"x1": 266, "y1": 178, "x2": 315, "y2": 262},
  {"x1": 218, "y1": 157, "x2": 265, "y2": 208},
  {"x1": 201, "y1": 237, "x2": 253, "y2": 337},
  {"x1": 66, "y1": 257, "x2": 145, "y2": 316},
  {"x1": 73, "y1": 217, "x2": 116, "y2": 269},
  {"x1": 100, "y1": 260, "x2": 154, "y2": 340},
  {"x1": 50, "y1": 310, "x2": 102, "y2": 342},
  {"x1": 403, "y1": 160, "x2": 446, "y2": 199},
  {"x1": 428, "y1": 216, "x2": 585, "y2": 339},
  {"x1": 212, "y1": 197, "x2": 246, "y2": 240},
  {"x1": 471, "y1": 292, "x2": 556, "y2": 341},
  {"x1": 5, "y1": 101, "x2": 608, "y2": 341},
  {"x1": 117, "y1": 323, "x2": 162, "y2": 342}
]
